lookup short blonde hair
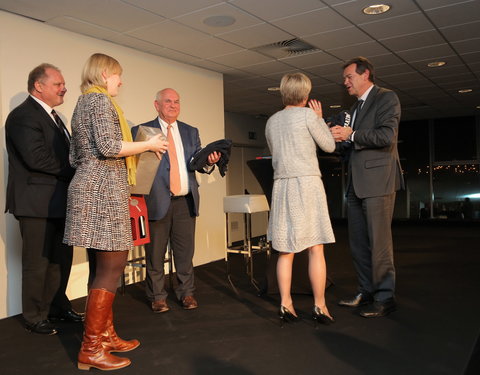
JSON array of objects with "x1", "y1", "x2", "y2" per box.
[
  {"x1": 280, "y1": 73, "x2": 312, "y2": 106},
  {"x1": 80, "y1": 53, "x2": 122, "y2": 92}
]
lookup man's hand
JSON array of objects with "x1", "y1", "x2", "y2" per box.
[
  {"x1": 330, "y1": 125, "x2": 353, "y2": 142},
  {"x1": 207, "y1": 151, "x2": 221, "y2": 165}
]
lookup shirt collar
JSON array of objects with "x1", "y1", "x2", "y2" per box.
[
  {"x1": 359, "y1": 84, "x2": 374, "y2": 102},
  {"x1": 30, "y1": 95, "x2": 54, "y2": 115},
  {"x1": 157, "y1": 116, "x2": 177, "y2": 131}
]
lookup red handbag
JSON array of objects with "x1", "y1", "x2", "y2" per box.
[{"x1": 129, "y1": 195, "x2": 150, "y2": 246}]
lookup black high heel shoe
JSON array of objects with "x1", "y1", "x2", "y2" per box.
[
  {"x1": 279, "y1": 305, "x2": 298, "y2": 326},
  {"x1": 312, "y1": 306, "x2": 335, "y2": 326}
]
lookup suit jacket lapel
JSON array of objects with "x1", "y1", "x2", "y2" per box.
[
  {"x1": 177, "y1": 122, "x2": 192, "y2": 162},
  {"x1": 28, "y1": 96, "x2": 70, "y2": 148}
]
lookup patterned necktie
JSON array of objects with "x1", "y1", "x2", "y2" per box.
[
  {"x1": 167, "y1": 124, "x2": 181, "y2": 195},
  {"x1": 51, "y1": 109, "x2": 70, "y2": 144}
]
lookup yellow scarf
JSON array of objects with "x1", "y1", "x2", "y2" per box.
[{"x1": 83, "y1": 85, "x2": 136, "y2": 185}]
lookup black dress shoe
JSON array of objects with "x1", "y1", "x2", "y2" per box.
[
  {"x1": 338, "y1": 293, "x2": 373, "y2": 307},
  {"x1": 25, "y1": 320, "x2": 58, "y2": 335},
  {"x1": 359, "y1": 298, "x2": 396, "y2": 318},
  {"x1": 49, "y1": 309, "x2": 84, "y2": 323}
]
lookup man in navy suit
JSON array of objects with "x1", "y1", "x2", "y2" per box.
[
  {"x1": 132, "y1": 88, "x2": 219, "y2": 312},
  {"x1": 330, "y1": 57, "x2": 404, "y2": 318},
  {"x1": 5, "y1": 63, "x2": 83, "y2": 334}
]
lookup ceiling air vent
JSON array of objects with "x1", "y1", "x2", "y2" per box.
[{"x1": 254, "y1": 38, "x2": 319, "y2": 59}]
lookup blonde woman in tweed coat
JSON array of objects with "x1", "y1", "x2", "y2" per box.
[
  {"x1": 64, "y1": 53, "x2": 167, "y2": 371},
  {"x1": 265, "y1": 73, "x2": 336, "y2": 326}
]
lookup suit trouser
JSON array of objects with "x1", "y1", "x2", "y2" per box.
[
  {"x1": 346, "y1": 187, "x2": 396, "y2": 301},
  {"x1": 18, "y1": 217, "x2": 73, "y2": 324},
  {"x1": 145, "y1": 195, "x2": 196, "y2": 301}
]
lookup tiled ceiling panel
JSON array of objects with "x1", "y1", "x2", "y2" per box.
[{"x1": 0, "y1": 0, "x2": 479, "y2": 120}]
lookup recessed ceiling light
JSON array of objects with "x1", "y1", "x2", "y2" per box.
[
  {"x1": 203, "y1": 15, "x2": 236, "y2": 27},
  {"x1": 362, "y1": 4, "x2": 391, "y2": 15},
  {"x1": 458, "y1": 89, "x2": 473, "y2": 94},
  {"x1": 427, "y1": 61, "x2": 446, "y2": 68},
  {"x1": 330, "y1": 105, "x2": 341, "y2": 109},
  {"x1": 267, "y1": 87, "x2": 280, "y2": 91}
]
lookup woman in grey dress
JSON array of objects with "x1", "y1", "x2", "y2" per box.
[
  {"x1": 64, "y1": 53, "x2": 167, "y2": 371},
  {"x1": 265, "y1": 73, "x2": 336, "y2": 325}
]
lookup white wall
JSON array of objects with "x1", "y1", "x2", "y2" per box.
[{"x1": 0, "y1": 11, "x2": 226, "y2": 319}]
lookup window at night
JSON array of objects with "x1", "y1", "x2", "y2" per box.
[{"x1": 434, "y1": 117, "x2": 476, "y2": 161}]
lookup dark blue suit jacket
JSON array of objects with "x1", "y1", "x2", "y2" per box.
[{"x1": 131, "y1": 118, "x2": 206, "y2": 220}]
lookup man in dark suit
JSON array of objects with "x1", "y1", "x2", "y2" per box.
[
  {"x1": 132, "y1": 88, "x2": 219, "y2": 313},
  {"x1": 330, "y1": 57, "x2": 404, "y2": 318},
  {"x1": 5, "y1": 63, "x2": 83, "y2": 334}
]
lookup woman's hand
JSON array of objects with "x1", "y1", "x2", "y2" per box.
[
  {"x1": 147, "y1": 134, "x2": 169, "y2": 159},
  {"x1": 308, "y1": 99, "x2": 323, "y2": 118}
]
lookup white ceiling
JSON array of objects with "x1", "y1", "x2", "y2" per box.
[{"x1": 1, "y1": 0, "x2": 480, "y2": 121}]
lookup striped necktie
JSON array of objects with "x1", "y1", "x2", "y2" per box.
[{"x1": 51, "y1": 109, "x2": 70, "y2": 143}]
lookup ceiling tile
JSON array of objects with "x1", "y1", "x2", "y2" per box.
[
  {"x1": 174, "y1": 3, "x2": 262, "y2": 35},
  {"x1": 1, "y1": 0, "x2": 479, "y2": 120},
  {"x1": 375, "y1": 64, "x2": 416, "y2": 77},
  {"x1": 150, "y1": 48, "x2": 200, "y2": 65},
  {"x1": 272, "y1": 8, "x2": 351, "y2": 37},
  {"x1": 48, "y1": 16, "x2": 118, "y2": 40},
  {"x1": 107, "y1": 34, "x2": 162, "y2": 52},
  {"x1": 359, "y1": 12, "x2": 432, "y2": 39},
  {"x1": 279, "y1": 51, "x2": 341, "y2": 68},
  {"x1": 217, "y1": 23, "x2": 293, "y2": 49},
  {"x1": 396, "y1": 44, "x2": 457, "y2": 63},
  {"x1": 408, "y1": 55, "x2": 464, "y2": 72},
  {"x1": 440, "y1": 21, "x2": 480, "y2": 42},
  {"x1": 416, "y1": 0, "x2": 476, "y2": 11},
  {"x1": 451, "y1": 38, "x2": 480, "y2": 54},
  {"x1": 367, "y1": 54, "x2": 405, "y2": 67},
  {"x1": 326, "y1": 41, "x2": 390, "y2": 61},
  {"x1": 240, "y1": 60, "x2": 294, "y2": 75},
  {"x1": 426, "y1": 1, "x2": 480, "y2": 28},
  {"x1": 208, "y1": 50, "x2": 271, "y2": 68},
  {"x1": 331, "y1": 0, "x2": 420, "y2": 24},
  {"x1": 380, "y1": 30, "x2": 444, "y2": 52},
  {"x1": 303, "y1": 27, "x2": 372, "y2": 51},
  {"x1": 189, "y1": 59, "x2": 234, "y2": 73},
  {"x1": 305, "y1": 62, "x2": 345, "y2": 77},
  {"x1": 263, "y1": 69, "x2": 300, "y2": 82},
  {"x1": 122, "y1": 0, "x2": 225, "y2": 18},
  {"x1": 127, "y1": 21, "x2": 242, "y2": 59},
  {"x1": 231, "y1": 0, "x2": 325, "y2": 21}
]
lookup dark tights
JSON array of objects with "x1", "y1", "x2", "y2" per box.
[{"x1": 87, "y1": 248, "x2": 128, "y2": 293}]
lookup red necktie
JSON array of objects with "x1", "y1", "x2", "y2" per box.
[{"x1": 167, "y1": 125, "x2": 181, "y2": 195}]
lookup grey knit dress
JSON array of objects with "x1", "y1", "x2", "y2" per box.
[
  {"x1": 63, "y1": 93, "x2": 133, "y2": 252},
  {"x1": 265, "y1": 106, "x2": 336, "y2": 253}
]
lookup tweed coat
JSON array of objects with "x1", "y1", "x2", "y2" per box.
[{"x1": 63, "y1": 93, "x2": 133, "y2": 251}]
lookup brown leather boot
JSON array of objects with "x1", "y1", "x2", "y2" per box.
[
  {"x1": 77, "y1": 289, "x2": 131, "y2": 371},
  {"x1": 102, "y1": 308, "x2": 140, "y2": 353}
]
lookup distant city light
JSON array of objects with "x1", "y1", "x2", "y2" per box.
[{"x1": 464, "y1": 193, "x2": 480, "y2": 199}]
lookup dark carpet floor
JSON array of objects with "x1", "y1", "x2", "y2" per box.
[{"x1": 0, "y1": 221, "x2": 479, "y2": 375}]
